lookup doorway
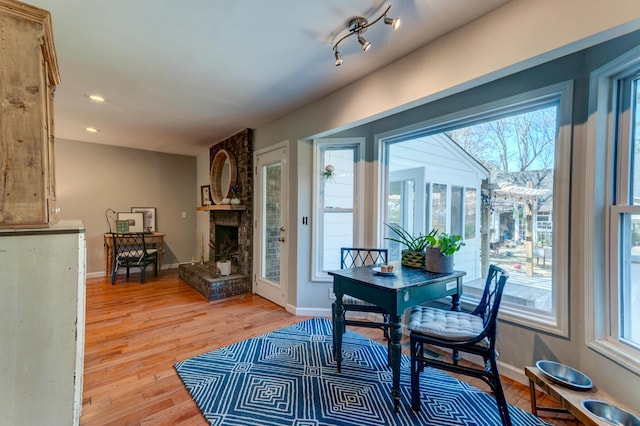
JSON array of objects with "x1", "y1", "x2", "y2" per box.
[{"x1": 253, "y1": 143, "x2": 289, "y2": 307}]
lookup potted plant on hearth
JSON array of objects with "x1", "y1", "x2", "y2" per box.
[
  {"x1": 385, "y1": 223, "x2": 436, "y2": 268},
  {"x1": 424, "y1": 230, "x2": 464, "y2": 273},
  {"x1": 209, "y1": 236, "x2": 237, "y2": 276}
]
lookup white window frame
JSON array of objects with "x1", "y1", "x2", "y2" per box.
[
  {"x1": 586, "y1": 45, "x2": 640, "y2": 373},
  {"x1": 311, "y1": 138, "x2": 365, "y2": 282},
  {"x1": 375, "y1": 81, "x2": 573, "y2": 336}
]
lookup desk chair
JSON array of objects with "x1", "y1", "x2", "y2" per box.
[
  {"x1": 408, "y1": 264, "x2": 511, "y2": 425},
  {"x1": 110, "y1": 232, "x2": 158, "y2": 284},
  {"x1": 332, "y1": 247, "x2": 391, "y2": 364}
]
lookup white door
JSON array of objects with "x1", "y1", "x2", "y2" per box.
[{"x1": 253, "y1": 143, "x2": 288, "y2": 307}]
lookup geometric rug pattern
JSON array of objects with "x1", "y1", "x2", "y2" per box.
[{"x1": 175, "y1": 317, "x2": 549, "y2": 425}]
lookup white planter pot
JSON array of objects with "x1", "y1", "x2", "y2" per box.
[
  {"x1": 217, "y1": 261, "x2": 231, "y2": 276},
  {"x1": 230, "y1": 198, "x2": 241, "y2": 205}
]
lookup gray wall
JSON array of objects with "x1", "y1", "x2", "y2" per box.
[{"x1": 56, "y1": 139, "x2": 197, "y2": 275}]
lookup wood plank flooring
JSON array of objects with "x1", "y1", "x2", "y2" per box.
[{"x1": 81, "y1": 269, "x2": 581, "y2": 425}]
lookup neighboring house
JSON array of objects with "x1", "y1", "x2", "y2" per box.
[{"x1": 387, "y1": 133, "x2": 490, "y2": 280}]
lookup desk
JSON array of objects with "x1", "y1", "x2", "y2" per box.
[
  {"x1": 104, "y1": 233, "x2": 165, "y2": 277},
  {"x1": 329, "y1": 264, "x2": 465, "y2": 412}
]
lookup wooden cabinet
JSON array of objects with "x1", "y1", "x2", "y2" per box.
[{"x1": 0, "y1": 0, "x2": 60, "y2": 228}]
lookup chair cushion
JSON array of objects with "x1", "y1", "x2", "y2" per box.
[
  {"x1": 408, "y1": 306, "x2": 488, "y2": 347},
  {"x1": 117, "y1": 250, "x2": 143, "y2": 259},
  {"x1": 117, "y1": 248, "x2": 157, "y2": 261}
]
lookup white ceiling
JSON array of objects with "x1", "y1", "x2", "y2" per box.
[{"x1": 29, "y1": 0, "x2": 511, "y2": 156}]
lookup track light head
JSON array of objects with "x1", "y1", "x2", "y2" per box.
[
  {"x1": 357, "y1": 33, "x2": 371, "y2": 51},
  {"x1": 331, "y1": 4, "x2": 399, "y2": 66},
  {"x1": 384, "y1": 16, "x2": 400, "y2": 30}
]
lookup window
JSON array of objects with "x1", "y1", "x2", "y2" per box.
[
  {"x1": 431, "y1": 183, "x2": 448, "y2": 232},
  {"x1": 589, "y1": 47, "x2": 640, "y2": 372},
  {"x1": 380, "y1": 82, "x2": 572, "y2": 335},
  {"x1": 465, "y1": 188, "x2": 477, "y2": 240},
  {"x1": 312, "y1": 138, "x2": 365, "y2": 280},
  {"x1": 451, "y1": 186, "x2": 464, "y2": 237}
]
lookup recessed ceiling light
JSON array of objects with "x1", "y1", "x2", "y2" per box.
[
  {"x1": 85, "y1": 127, "x2": 100, "y2": 133},
  {"x1": 87, "y1": 94, "x2": 105, "y2": 103}
]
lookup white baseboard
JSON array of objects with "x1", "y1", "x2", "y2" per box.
[
  {"x1": 87, "y1": 263, "x2": 179, "y2": 280},
  {"x1": 497, "y1": 360, "x2": 529, "y2": 386},
  {"x1": 292, "y1": 306, "x2": 331, "y2": 317}
]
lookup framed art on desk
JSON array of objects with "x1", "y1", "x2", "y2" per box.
[
  {"x1": 116, "y1": 212, "x2": 144, "y2": 233},
  {"x1": 131, "y1": 207, "x2": 156, "y2": 232}
]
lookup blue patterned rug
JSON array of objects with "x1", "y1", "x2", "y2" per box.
[{"x1": 175, "y1": 317, "x2": 548, "y2": 425}]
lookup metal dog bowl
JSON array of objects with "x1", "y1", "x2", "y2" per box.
[
  {"x1": 536, "y1": 360, "x2": 593, "y2": 391},
  {"x1": 582, "y1": 400, "x2": 640, "y2": 426}
]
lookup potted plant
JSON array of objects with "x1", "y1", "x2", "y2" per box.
[
  {"x1": 385, "y1": 223, "x2": 436, "y2": 268},
  {"x1": 424, "y1": 230, "x2": 464, "y2": 273},
  {"x1": 209, "y1": 236, "x2": 237, "y2": 276},
  {"x1": 230, "y1": 184, "x2": 241, "y2": 205}
]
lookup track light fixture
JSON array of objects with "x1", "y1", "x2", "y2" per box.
[
  {"x1": 334, "y1": 50, "x2": 343, "y2": 66},
  {"x1": 357, "y1": 33, "x2": 371, "y2": 51},
  {"x1": 332, "y1": 5, "x2": 400, "y2": 66}
]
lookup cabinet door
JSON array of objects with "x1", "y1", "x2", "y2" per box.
[{"x1": 0, "y1": 11, "x2": 57, "y2": 228}]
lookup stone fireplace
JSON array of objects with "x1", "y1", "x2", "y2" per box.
[{"x1": 179, "y1": 129, "x2": 253, "y2": 301}]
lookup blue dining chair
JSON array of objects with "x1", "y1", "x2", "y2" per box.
[
  {"x1": 407, "y1": 264, "x2": 511, "y2": 425},
  {"x1": 110, "y1": 232, "x2": 158, "y2": 284},
  {"x1": 332, "y1": 247, "x2": 391, "y2": 364}
]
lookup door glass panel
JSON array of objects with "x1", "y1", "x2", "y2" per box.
[{"x1": 262, "y1": 163, "x2": 281, "y2": 283}]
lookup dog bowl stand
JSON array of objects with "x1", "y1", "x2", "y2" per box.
[{"x1": 525, "y1": 366, "x2": 634, "y2": 426}]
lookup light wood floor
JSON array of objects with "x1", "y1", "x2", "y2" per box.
[{"x1": 81, "y1": 269, "x2": 581, "y2": 425}]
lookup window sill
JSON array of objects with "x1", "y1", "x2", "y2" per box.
[{"x1": 588, "y1": 339, "x2": 640, "y2": 376}]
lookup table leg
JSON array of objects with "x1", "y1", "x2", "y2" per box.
[
  {"x1": 333, "y1": 292, "x2": 344, "y2": 373},
  {"x1": 450, "y1": 276, "x2": 463, "y2": 311},
  {"x1": 389, "y1": 314, "x2": 402, "y2": 413}
]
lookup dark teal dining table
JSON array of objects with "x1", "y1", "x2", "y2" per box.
[{"x1": 328, "y1": 262, "x2": 466, "y2": 413}]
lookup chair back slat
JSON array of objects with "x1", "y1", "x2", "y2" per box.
[
  {"x1": 340, "y1": 247, "x2": 388, "y2": 269},
  {"x1": 472, "y1": 264, "x2": 509, "y2": 329}
]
